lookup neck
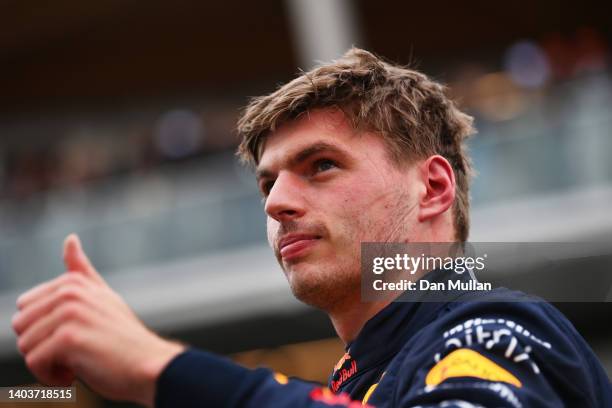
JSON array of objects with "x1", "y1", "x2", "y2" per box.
[{"x1": 328, "y1": 299, "x2": 391, "y2": 344}]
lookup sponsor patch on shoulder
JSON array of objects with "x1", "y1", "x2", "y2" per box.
[
  {"x1": 426, "y1": 348, "x2": 522, "y2": 388},
  {"x1": 273, "y1": 372, "x2": 289, "y2": 384}
]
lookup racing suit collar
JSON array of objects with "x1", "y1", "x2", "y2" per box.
[{"x1": 332, "y1": 268, "x2": 475, "y2": 392}]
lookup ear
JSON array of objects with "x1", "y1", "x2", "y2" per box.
[{"x1": 417, "y1": 155, "x2": 455, "y2": 222}]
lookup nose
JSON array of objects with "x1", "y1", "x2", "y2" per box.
[{"x1": 264, "y1": 171, "x2": 306, "y2": 222}]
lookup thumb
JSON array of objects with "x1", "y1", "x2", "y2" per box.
[{"x1": 63, "y1": 234, "x2": 104, "y2": 284}]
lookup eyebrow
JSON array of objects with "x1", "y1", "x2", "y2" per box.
[{"x1": 255, "y1": 141, "x2": 346, "y2": 181}]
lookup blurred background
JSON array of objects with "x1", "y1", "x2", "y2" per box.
[{"x1": 0, "y1": 0, "x2": 610, "y2": 406}]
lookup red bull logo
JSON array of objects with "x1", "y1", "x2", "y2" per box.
[
  {"x1": 334, "y1": 352, "x2": 351, "y2": 373},
  {"x1": 330, "y1": 359, "x2": 358, "y2": 392}
]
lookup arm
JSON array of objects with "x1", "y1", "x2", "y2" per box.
[
  {"x1": 155, "y1": 349, "x2": 370, "y2": 408},
  {"x1": 11, "y1": 234, "x2": 185, "y2": 406},
  {"x1": 11, "y1": 235, "x2": 370, "y2": 407}
]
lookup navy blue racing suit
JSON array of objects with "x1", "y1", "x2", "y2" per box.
[{"x1": 155, "y1": 271, "x2": 611, "y2": 407}]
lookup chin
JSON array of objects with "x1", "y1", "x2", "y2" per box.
[
  {"x1": 290, "y1": 282, "x2": 336, "y2": 310},
  {"x1": 285, "y1": 263, "x2": 359, "y2": 312}
]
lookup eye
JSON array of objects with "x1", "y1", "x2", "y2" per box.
[
  {"x1": 261, "y1": 180, "x2": 275, "y2": 197},
  {"x1": 313, "y1": 159, "x2": 337, "y2": 173}
]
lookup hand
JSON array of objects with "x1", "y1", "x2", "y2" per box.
[{"x1": 12, "y1": 234, "x2": 185, "y2": 407}]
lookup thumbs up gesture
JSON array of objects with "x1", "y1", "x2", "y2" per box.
[
  {"x1": 12, "y1": 234, "x2": 185, "y2": 407},
  {"x1": 63, "y1": 234, "x2": 106, "y2": 285}
]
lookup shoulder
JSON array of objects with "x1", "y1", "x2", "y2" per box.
[
  {"x1": 376, "y1": 290, "x2": 611, "y2": 407},
  {"x1": 438, "y1": 287, "x2": 598, "y2": 367}
]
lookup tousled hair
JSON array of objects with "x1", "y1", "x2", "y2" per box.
[{"x1": 236, "y1": 48, "x2": 475, "y2": 242}]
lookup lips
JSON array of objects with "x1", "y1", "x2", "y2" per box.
[{"x1": 278, "y1": 233, "x2": 321, "y2": 261}]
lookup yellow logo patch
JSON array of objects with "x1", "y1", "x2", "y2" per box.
[
  {"x1": 426, "y1": 348, "x2": 522, "y2": 388},
  {"x1": 362, "y1": 382, "x2": 378, "y2": 404},
  {"x1": 273, "y1": 373, "x2": 289, "y2": 385},
  {"x1": 362, "y1": 372, "x2": 385, "y2": 404}
]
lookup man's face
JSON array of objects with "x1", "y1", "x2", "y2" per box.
[{"x1": 256, "y1": 109, "x2": 422, "y2": 310}]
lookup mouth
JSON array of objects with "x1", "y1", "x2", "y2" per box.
[{"x1": 278, "y1": 234, "x2": 322, "y2": 261}]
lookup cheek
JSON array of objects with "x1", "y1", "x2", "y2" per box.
[
  {"x1": 327, "y1": 185, "x2": 375, "y2": 233},
  {"x1": 337, "y1": 183, "x2": 415, "y2": 240},
  {"x1": 338, "y1": 182, "x2": 391, "y2": 216}
]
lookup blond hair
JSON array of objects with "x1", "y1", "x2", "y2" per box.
[{"x1": 237, "y1": 48, "x2": 475, "y2": 242}]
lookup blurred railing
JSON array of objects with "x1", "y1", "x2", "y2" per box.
[
  {"x1": 0, "y1": 152, "x2": 267, "y2": 291},
  {"x1": 469, "y1": 73, "x2": 612, "y2": 203}
]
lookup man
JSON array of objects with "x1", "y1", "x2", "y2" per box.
[{"x1": 11, "y1": 48, "x2": 611, "y2": 407}]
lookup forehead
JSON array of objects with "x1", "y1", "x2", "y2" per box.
[{"x1": 258, "y1": 109, "x2": 359, "y2": 167}]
